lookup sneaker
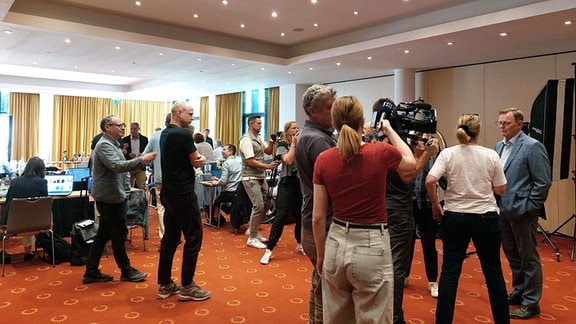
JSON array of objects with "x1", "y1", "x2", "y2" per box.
[
  {"x1": 157, "y1": 281, "x2": 182, "y2": 300},
  {"x1": 255, "y1": 233, "x2": 268, "y2": 243},
  {"x1": 82, "y1": 271, "x2": 114, "y2": 284},
  {"x1": 178, "y1": 283, "x2": 211, "y2": 302},
  {"x1": 429, "y1": 282, "x2": 439, "y2": 298},
  {"x1": 295, "y1": 244, "x2": 305, "y2": 255},
  {"x1": 260, "y1": 249, "x2": 272, "y2": 265},
  {"x1": 247, "y1": 237, "x2": 267, "y2": 249},
  {"x1": 120, "y1": 266, "x2": 147, "y2": 282}
]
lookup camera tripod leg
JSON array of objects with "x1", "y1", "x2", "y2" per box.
[{"x1": 537, "y1": 222, "x2": 560, "y2": 262}]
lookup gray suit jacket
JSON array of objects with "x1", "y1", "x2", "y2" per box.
[
  {"x1": 92, "y1": 134, "x2": 144, "y2": 203},
  {"x1": 495, "y1": 132, "x2": 551, "y2": 220}
]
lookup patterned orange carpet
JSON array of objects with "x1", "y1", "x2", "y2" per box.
[{"x1": 1, "y1": 207, "x2": 575, "y2": 323}]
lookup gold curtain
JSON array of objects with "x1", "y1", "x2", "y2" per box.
[
  {"x1": 52, "y1": 96, "x2": 169, "y2": 162},
  {"x1": 52, "y1": 96, "x2": 112, "y2": 162},
  {"x1": 9, "y1": 93, "x2": 40, "y2": 161},
  {"x1": 215, "y1": 92, "x2": 242, "y2": 149},
  {"x1": 199, "y1": 96, "x2": 209, "y2": 134},
  {"x1": 267, "y1": 87, "x2": 280, "y2": 136},
  {"x1": 112, "y1": 99, "x2": 170, "y2": 137}
]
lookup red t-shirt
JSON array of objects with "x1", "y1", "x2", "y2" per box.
[{"x1": 313, "y1": 142, "x2": 402, "y2": 224}]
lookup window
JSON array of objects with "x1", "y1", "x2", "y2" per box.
[{"x1": 241, "y1": 89, "x2": 269, "y2": 139}]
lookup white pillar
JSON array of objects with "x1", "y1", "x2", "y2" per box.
[{"x1": 394, "y1": 68, "x2": 415, "y2": 104}]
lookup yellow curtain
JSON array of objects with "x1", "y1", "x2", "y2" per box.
[
  {"x1": 112, "y1": 99, "x2": 170, "y2": 137},
  {"x1": 52, "y1": 97, "x2": 170, "y2": 162},
  {"x1": 52, "y1": 96, "x2": 112, "y2": 162},
  {"x1": 9, "y1": 93, "x2": 40, "y2": 161},
  {"x1": 267, "y1": 87, "x2": 280, "y2": 136},
  {"x1": 215, "y1": 92, "x2": 242, "y2": 149},
  {"x1": 199, "y1": 96, "x2": 209, "y2": 134}
]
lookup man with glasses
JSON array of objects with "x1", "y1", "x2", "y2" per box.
[
  {"x1": 83, "y1": 115, "x2": 156, "y2": 284},
  {"x1": 122, "y1": 122, "x2": 149, "y2": 189},
  {"x1": 495, "y1": 107, "x2": 551, "y2": 319}
]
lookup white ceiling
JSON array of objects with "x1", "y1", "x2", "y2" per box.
[{"x1": 0, "y1": 0, "x2": 575, "y2": 100}]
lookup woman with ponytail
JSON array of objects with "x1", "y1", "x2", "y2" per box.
[{"x1": 312, "y1": 96, "x2": 416, "y2": 323}]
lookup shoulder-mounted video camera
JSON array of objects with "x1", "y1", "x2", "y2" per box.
[{"x1": 370, "y1": 98, "x2": 437, "y2": 140}]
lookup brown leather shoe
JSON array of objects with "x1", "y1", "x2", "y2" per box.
[
  {"x1": 507, "y1": 293, "x2": 523, "y2": 305},
  {"x1": 510, "y1": 305, "x2": 540, "y2": 319}
]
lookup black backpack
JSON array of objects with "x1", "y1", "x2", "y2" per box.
[{"x1": 35, "y1": 231, "x2": 72, "y2": 264}]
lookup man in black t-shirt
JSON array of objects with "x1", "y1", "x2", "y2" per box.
[{"x1": 157, "y1": 102, "x2": 210, "y2": 302}]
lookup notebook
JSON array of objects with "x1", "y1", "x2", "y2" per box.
[{"x1": 45, "y1": 174, "x2": 74, "y2": 196}]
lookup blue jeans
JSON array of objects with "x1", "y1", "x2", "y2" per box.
[
  {"x1": 158, "y1": 191, "x2": 203, "y2": 287},
  {"x1": 86, "y1": 201, "x2": 131, "y2": 274},
  {"x1": 436, "y1": 211, "x2": 509, "y2": 324}
]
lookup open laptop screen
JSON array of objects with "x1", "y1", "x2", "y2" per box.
[
  {"x1": 45, "y1": 174, "x2": 74, "y2": 196},
  {"x1": 67, "y1": 167, "x2": 90, "y2": 182}
]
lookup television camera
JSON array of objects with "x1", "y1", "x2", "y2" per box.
[{"x1": 370, "y1": 98, "x2": 437, "y2": 141}]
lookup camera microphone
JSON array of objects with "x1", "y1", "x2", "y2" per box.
[{"x1": 370, "y1": 98, "x2": 395, "y2": 129}]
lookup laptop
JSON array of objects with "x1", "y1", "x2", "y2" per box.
[
  {"x1": 67, "y1": 167, "x2": 91, "y2": 191},
  {"x1": 45, "y1": 174, "x2": 74, "y2": 196}
]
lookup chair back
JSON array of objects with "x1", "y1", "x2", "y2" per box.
[{"x1": 6, "y1": 197, "x2": 53, "y2": 235}]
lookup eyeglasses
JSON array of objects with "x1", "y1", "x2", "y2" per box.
[
  {"x1": 494, "y1": 121, "x2": 515, "y2": 127},
  {"x1": 107, "y1": 123, "x2": 126, "y2": 128}
]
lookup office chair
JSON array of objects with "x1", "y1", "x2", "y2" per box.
[{"x1": 1, "y1": 196, "x2": 54, "y2": 276}]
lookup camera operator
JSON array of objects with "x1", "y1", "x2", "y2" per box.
[{"x1": 260, "y1": 121, "x2": 303, "y2": 265}]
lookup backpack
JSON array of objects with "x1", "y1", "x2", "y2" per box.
[
  {"x1": 35, "y1": 231, "x2": 72, "y2": 264},
  {"x1": 70, "y1": 219, "x2": 98, "y2": 266}
]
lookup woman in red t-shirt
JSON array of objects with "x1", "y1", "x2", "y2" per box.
[{"x1": 312, "y1": 96, "x2": 416, "y2": 323}]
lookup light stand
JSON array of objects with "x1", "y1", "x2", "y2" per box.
[{"x1": 543, "y1": 62, "x2": 576, "y2": 262}]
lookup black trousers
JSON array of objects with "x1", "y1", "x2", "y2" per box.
[{"x1": 267, "y1": 176, "x2": 302, "y2": 251}]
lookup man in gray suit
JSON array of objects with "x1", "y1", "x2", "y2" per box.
[{"x1": 495, "y1": 107, "x2": 551, "y2": 319}]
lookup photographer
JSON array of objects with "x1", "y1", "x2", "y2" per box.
[{"x1": 260, "y1": 121, "x2": 303, "y2": 265}]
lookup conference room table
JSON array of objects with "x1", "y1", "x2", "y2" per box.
[{"x1": 0, "y1": 190, "x2": 93, "y2": 237}]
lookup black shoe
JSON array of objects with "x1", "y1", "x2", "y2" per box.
[
  {"x1": 82, "y1": 271, "x2": 114, "y2": 284},
  {"x1": 120, "y1": 266, "x2": 147, "y2": 282},
  {"x1": 508, "y1": 293, "x2": 523, "y2": 305},
  {"x1": 261, "y1": 213, "x2": 275, "y2": 224},
  {"x1": 24, "y1": 252, "x2": 35, "y2": 261},
  {"x1": 510, "y1": 304, "x2": 540, "y2": 319}
]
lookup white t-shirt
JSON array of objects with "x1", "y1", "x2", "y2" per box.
[{"x1": 428, "y1": 144, "x2": 506, "y2": 214}]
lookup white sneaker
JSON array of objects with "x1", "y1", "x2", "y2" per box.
[
  {"x1": 260, "y1": 249, "x2": 272, "y2": 264},
  {"x1": 247, "y1": 237, "x2": 267, "y2": 249},
  {"x1": 295, "y1": 244, "x2": 305, "y2": 255},
  {"x1": 429, "y1": 282, "x2": 439, "y2": 298},
  {"x1": 255, "y1": 233, "x2": 268, "y2": 243}
]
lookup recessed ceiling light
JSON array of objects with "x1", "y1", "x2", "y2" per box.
[
  {"x1": 499, "y1": 32, "x2": 508, "y2": 37},
  {"x1": 158, "y1": 52, "x2": 164, "y2": 56},
  {"x1": 65, "y1": 38, "x2": 71, "y2": 43},
  {"x1": 280, "y1": 32, "x2": 285, "y2": 37},
  {"x1": 3, "y1": 30, "x2": 12, "y2": 34},
  {"x1": 193, "y1": 14, "x2": 199, "y2": 19},
  {"x1": 240, "y1": 24, "x2": 246, "y2": 28},
  {"x1": 288, "y1": 71, "x2": 292, "y2": 74},
  {"x1": 135, "y1": 1, "x2": 142, "y2": 6},
  {"x1": 309, "y1": 67, "x2": 314, "y2": 70},
  {"x1": 271, "y1": 11, "x2": 278, "y2": 18},
  {"x1": 197, "y1": 58, "x2": 202, "y2": 62},
  {"x1": 404, "y1": 50, "x2": 410, "y2": 54},
  {"x1": 74, "y1": 66, "x2": 78, "y2": 69},
  {"x1": 367, "y1": 56, "x2": 372, "y2": 60},
  {"x1": 311, "y1": 0, "x2": 317, "y2": 4},
  {"x1": 231, "y1": 63, "x2": 236, "y2": 66},
  {"x1": 313, "y1": 23, "x2": 318, "y2": 27},
  {"x1": 111, "y1": 70, "x2": 115, "y2": 73},
  {"x1": 564, "y1": 20, "x2": 572, "y2": 25},
  {"x1": 222, "y1": 1, "x2": 228, "y2": 5},
  {"x1": 115, "y1": 46, "x2": 121, "y2": 50},
  {"x1": 32, "y1": 62, "x2": 38, "y2": 65},
  {"x1": 336, "y1": 62, "x2": 341, "y2": 66},
  {"x1": 447, "y1": 41, "x2": 454, "y2": 46},
  {"x1": 353, "y1": 11, "x2": 359, "y2": 15}
]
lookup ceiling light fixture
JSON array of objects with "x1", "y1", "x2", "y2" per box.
[
  {"x1": 115, "y1": 46, "x2": 121, "y2": 50},
  {"x1": 280, "y1": 32, "x2": 285, "y2": 37},
  {"x1": 271, "y1": 11, "x2": 278, "y2": 18},
  {"x1": 197, "y1": 58, "x2": 202, "y2": 62},
  {"x1": 3, "y1": 30, "x2": 12, "y2": 34},
  {"x1": 404, "y1": 50, "x2": 410, "y2": 54},
  {"x1": 499, "y1": 32, "x2": 508, "y2": 37},
  {"x1": 309, "y1": 67, "x2": 314, "y2": 70},
  {"x1": 240, "y1": 24, "x2": 245, "y2": 28},
  {"x1": 222, "y1": 1, "x2": 228, "y2": 5},
  {"x1": 447, "y1": 41, "x2": 454, "y2": 46},
  {"x1": 564, "y1": 20, "x2": 572, "y2": 25},
  {"x1": 193, "y1": 14, "x2": 199, "y2": 19},
  {"x1": 311, "y1": 0, "x2": 317, "y2": 4},
  {"x1": 367, "y1": 56, "x2": 372, "y2": 60},
  {"x1": 135, "y1": 1, "x2": 141, "y2": 6},
  {"x1": 158, "y1": 52, "x2": 164, "y2": 56},
  {"x1": 313, "y1": 23, "x2": 318, "y2": 27},
  {"x1": 336, "y1": 62, "x2": 341, "y2": 66},
  {"x1": 353, "y1": 11, "x2": 359, "y2": 15},
  {"x1": 65, "y1": 38, "x2": 71, "y2": 43}
]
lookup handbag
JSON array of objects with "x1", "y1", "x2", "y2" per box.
[{"x1": 73, "y1": 219, "x2": 99, "y2": 244}]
